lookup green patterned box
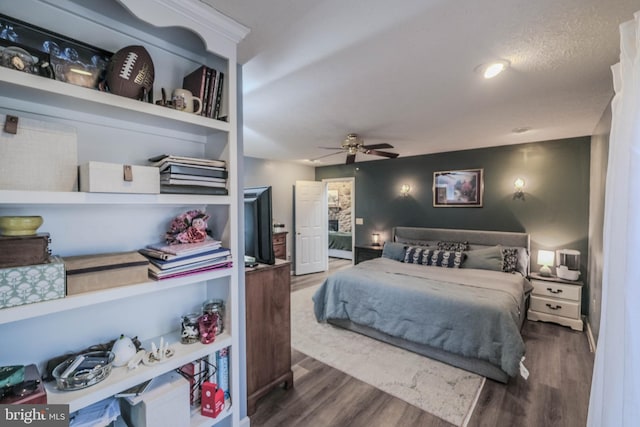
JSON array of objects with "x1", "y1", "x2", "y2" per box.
[{"x1": 0, "y1": 256, "x2": 65, "y2": 309}]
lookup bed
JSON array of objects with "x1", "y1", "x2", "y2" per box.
[
  {"x1": 328, "y1": 231, "x2": 353, "y2": 260},
  {"x1": 313, "y1": 226, "x2": 532, "y2": 383}
]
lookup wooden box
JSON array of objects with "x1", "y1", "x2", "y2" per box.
[
  {"x1": 64, "y1": 251, "x2": 149, "y2": 295},
  {"x1": 79, "y1": 161, "x2": 160, "y2": 194},
  {"x1": 0, "y1": 233, "x2": 50, "y2": 268},
  {"x1": 0, "y1": 256, "x2": 65, "y2": 309},
  {"x1": 0, "y1": 114, "x2": 78, "y2": 192}
]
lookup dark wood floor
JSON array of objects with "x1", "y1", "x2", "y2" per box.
[{"x1": 250, "y1": 258, "x2": 595, "y2": 427}]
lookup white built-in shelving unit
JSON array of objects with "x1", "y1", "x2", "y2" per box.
[{"x1": 0, "y1": 0, "x2": 248, "y2": 425}]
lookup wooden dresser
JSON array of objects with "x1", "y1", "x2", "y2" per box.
[
  {"x1": 272, "y1": 231, "x2": 288, "y2": 260},
  {"x1": 245, "y1": 259, "x2": 293, "y2": 415}
]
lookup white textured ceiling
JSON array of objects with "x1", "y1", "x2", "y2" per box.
[{"x1": 202, "y1": 0, "x2": 638, "y2": 165}]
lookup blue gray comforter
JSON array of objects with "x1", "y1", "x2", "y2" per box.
[{"x1": 313, "y1": 257, "x2": 530, "y2": 377}]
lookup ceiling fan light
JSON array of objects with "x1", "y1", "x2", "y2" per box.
[{"x1": 476, "y1": 60, "x2": 510, "y2": 79}]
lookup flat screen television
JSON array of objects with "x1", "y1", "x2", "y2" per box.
[{"x1": 244, "y1": 186, "x2": 275, "y2": 265}]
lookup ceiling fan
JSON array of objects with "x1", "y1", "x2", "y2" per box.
[{"x1": 315, "y1": 133, "x2": 399, "y2": 164}]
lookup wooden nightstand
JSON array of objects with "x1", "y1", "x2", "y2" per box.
[
  {"x1": 272, "y1": 231, "x2": 288, "y2": 260},
  {"x1": 527, "y1": 272, "x2": 583, "y2": 331},
  {"x1": 354, "y1": 245, "x2": 383, "y2": 265}
]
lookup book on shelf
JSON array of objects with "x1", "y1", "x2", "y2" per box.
[
  {"x1": 148, "y1": 154, "x2": 226, "y2": 169},
  {"x1": 160, "y1": 185, "x2": 229, "y2": 196},
  {"x1": 148, "y1": 256, "x2": 231, "y2": 276},
  {"x1": 145, "y1": 238, "x2": 221, "y2": 256},
  {"x1": 182, "y1": 65, "x2": 208, "y2": 117},
  {"x1": 205, "y1": 68, "x2": 217, "y2": 118},
  {"x1": 138, "y1": 248, "x2": 179, "y2": 261},
  {"x1": 146, "y1": 248, "x2": 231, "y2": 270},
  {"x1": 217, "y1": 72, "x2": 229, "y2": 122},
  {"x1": 161, "y1": 164, "x2": 228, "y2": 178},
  {"x1": 160, "y1": 177, "x2": 227, "y2": 188},
  {"x1": 204, "y1": 67, "x2": 214, "y2": 118},
  {"x1": 149, "y1": 259, "x2": 232, "y2": 280},
  {"x1": 181, "y1": 65, "x2": 229, "y2": 120},
  {"x1": 213, "y1": 71, "x2": 224, "y2": 119},
  {"x1": 216, "y1": 347, "x2": 230, "y2": 404},
  {"x1": 160, "y1": 173, "x2": 226, "y2": 183}
]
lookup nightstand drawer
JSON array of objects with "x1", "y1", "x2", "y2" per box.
[
  {"x1": 273, "y1": 244, "x2": 286, "y2": 259},
  {"x1": 273, "y1": 233, "x2": 287, "y2": 245},
  {"x1": 530, "y1": 279, "x2": 581, "y2": 302},
  {"x1": 530, "y1": 295, "x2": 580, "y2": 319}
]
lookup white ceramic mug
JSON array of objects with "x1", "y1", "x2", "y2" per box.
[{"x1": 172, "y1": 88, "x2": 202, "y2": 114}]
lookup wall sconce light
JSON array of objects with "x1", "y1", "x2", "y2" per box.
[
  {"x1": 537, "y1": 250, "x2": 554, "y2": 277},
  {"x1": 372, "y1": 233, "x2": 381, "y2": 246},
  {"x1": 400, "y1": 184, "x2": 411, "y2": 197},
  {"x1": 513, "y1": 178, "x2": 525, "y2": 200}
]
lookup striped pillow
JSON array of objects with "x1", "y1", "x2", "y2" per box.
[{"x1": 404, "y1": 246, "x2": 465, "y2": 268}]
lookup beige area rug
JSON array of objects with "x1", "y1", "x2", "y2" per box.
[{"x1": 291, "y1": 285, "x2": 485, "y2": 427}]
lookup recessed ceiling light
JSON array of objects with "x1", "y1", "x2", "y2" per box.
[{"x1": 475, "y1": 60, "x2": 510, "y2": 79}]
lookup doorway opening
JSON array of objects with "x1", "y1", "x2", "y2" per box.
[{"x1": 323, "y1": 178, "x2": 355, "y2": 262}]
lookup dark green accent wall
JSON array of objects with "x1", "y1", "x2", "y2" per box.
[{"x1": 316, "y1": 137, "x2": 591, "y2": 288}]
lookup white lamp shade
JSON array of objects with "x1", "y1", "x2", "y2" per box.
[{"x1": 537, "y1": 250, "x2": 554, "y2": 266}]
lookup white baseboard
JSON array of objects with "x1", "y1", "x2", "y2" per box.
[
  {"x1": 585, "y1": 317, "x2": 597, "y2": 353},
  {"x1": 240, "y1": 416, "x2": 251, "y2": 427}
]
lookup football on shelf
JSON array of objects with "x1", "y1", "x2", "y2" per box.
[{"x1": 106, "y1": 45, "x2": 154, "y2": 100}]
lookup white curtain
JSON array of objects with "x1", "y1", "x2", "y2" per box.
[{"x1": 588, "y1": 11, "x2": 640, "y2": 426}]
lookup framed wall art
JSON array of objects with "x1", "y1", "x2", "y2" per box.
[
  {"x1": 327, "y1": 189, "x2": 339, "y2": 208},
  {"x1": 433, "y1": 168, "x2": 483, "y2": 207}
]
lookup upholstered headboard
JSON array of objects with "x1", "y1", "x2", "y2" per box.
[
  {"x1": 392, "y1": 227, "x2": 529, "y2": 249},
  {"x1": 392, "y1": 226, "x2": 530, "y2": 274}
]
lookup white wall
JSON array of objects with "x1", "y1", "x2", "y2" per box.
[
  {"x1": 243, "y1": 157, "x2": 315, "y2": 261},
  {"x1": 588, "y1": 100, "x2": 612, "y2": 345}
]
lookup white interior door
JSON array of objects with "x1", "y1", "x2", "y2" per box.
[{"x1": 295, "y1": 180, "x2": 327, "y2": 275}]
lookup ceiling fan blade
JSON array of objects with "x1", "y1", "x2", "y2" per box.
[
  {"x1": 346, "y1": 154, "x2": 356, "y2": 164},
  {"x1": 367, "y1": 149, "x2": 399, "y2": 158},
  {"x1": 317, "y1": 146, "x2": 344, "y2": 150},
  {"x1": 362, "y1": 143, "x2": 393, "y2": 150}
]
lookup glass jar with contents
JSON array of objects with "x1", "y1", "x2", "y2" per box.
[
  {"x1": 202, "y1": 299, "x2": 225, "y2": 335},
  {"x1": 181, "y1": 312, "x2": 200, "y2": 344}
]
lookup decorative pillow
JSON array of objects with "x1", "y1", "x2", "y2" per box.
[
  {"x1": 436, "y1": 240, "x2": 469, "y2": 252},
  {"x1": 381, "y1": 242, "x2": 407, "y2": 261},
  {"x1": 404, "y1": 246, "x2": 465, "y2": 268},
  {"x1": 404, "y1": 246, "x2": 429, "y2": 264},
  {"x1": 461, "y1": 246, "x2": 503, "y2": 271},
  {"x1": 500, "y1": 247, "x2": 519, "y2": 273}
]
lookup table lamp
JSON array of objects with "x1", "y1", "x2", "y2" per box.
[
  {"x1": 537, "y1": 250, "x2": 554, "y2": 277},
  {"x1": 372, "y1": 233, "x2": 380, "y2": 246}
]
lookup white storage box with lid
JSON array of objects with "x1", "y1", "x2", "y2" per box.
[
  {"x1": 79, "y1": 161, "x2": 159, "y2": 194},
  {"x1": 0, "y1": 114, "x2": 78, "y2": 191},
  {"x1": 119, "y1": 371, "x2": 190, "y2": 427}
]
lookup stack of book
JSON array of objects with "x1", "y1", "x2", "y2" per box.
[
  {"x1": 140, "y1": 238, "x2": 232, "y2": 280},
  {"x1": 149, "y1": 154, "x2": 228, "y2": 196},
  {"x1": 182, "y1": 65, "x2": 227, "y2": 121}
]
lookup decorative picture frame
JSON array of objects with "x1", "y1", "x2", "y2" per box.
[
  {"x1": 327, "y1": 189, "x2": 339, "y2": 208},
  {"x1": 0, "y1": 13, "x2": 111, "y2": 89},
  {"x1": 433, "y1": 168, "x2": 483, "y2": 207}
]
